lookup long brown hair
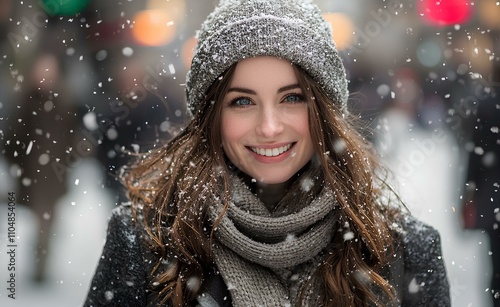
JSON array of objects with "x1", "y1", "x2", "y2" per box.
[{"x1": 122, "y1": 61, "x2": 401, "y2": 306}]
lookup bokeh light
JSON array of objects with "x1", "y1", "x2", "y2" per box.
[
  {"x1": 322, "y1": 12, "x2": 355, "y2": 51},
  {"x1": 478, "y1": 0, "x2": 500, "y2": 29},
  {"x1": 417, "y1": 0, "x2": 473, "y2": 26},
  {"x1": 416, "y1": 40, "x2": 442, "y2": 67},
  {"x1": 131, "y1": 10, "x2": 176, "y2": 46},
  {"x1": 40, "y1": 0, "x2": 90, "y2": 16}
]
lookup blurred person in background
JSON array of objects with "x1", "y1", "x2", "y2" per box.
[
  {"x1": 375, "y1": 67, "x2": 424, "y2": 160},
  {"x1": 462, "y1": 62, "x2": 500, "y2": 306},
  {"x1": 79, "y1": 0, "x2": 187, "y2": 205},
  {"x1": 0, "y1": 0, "x2": 15, "y2": 143},
  {"x1": 88, "y1": 53, "x2": 184, "y2": 205},
  {"x1": 3, "y1": 20, "x2": 80, "y2": 282}
]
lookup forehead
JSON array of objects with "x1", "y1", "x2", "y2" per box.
[{"x1": 229, "y1": 56, "x2": 298, "y2": 88}]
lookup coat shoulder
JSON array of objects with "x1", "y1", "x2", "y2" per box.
[
  {"x1": 84, "y1": 202, "x2": 149, "y2": 306},
  {"x1": 399, "y1": 215, "x2": 442, "y2": 248},
  {"x1": 395, "y1": 215, "x2": 451, "y2": 306}
]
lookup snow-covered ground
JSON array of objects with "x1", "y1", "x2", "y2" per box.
[
  {"x1": 0, "y1": 158, "x2": 110, "y2": 307},
  {"x1": 0, "y1": 119, "x2": 494, "y2": 306}
]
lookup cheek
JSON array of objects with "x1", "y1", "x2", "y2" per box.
[
  {"x1": 221, "y1": 115, "x2": 243, "y2": 147},
  {"x1": 297, "y1": 116, "x2": 310, "y2": 134},
  {"x1": 293, "y1": 112, "x2": 315, "y2": 155},
  {"x1": 221, "y1": 115, "x2": 246, "y2": 166},
  {"x1": 290, "y1": 111, "x2": 312, "y2": 139}
]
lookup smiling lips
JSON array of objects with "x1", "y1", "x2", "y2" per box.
[{"x1": 250, "y1": 143, "x2": 293, "y2": 157}]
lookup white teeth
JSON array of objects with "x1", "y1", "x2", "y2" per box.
[{"x1": 251, "y1": 144, "x2": 292, "y2": 157}]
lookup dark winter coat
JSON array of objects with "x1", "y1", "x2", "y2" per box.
[
  {"x1": 84, "y1": 203, "x2": 450, "y2": 307},
  {"x1": 463, "y1": 97, "x2": 500, "y2": 231}
]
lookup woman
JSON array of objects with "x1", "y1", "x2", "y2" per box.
[{"x1": 84, "y1": 0, "x2": 450, "y2": 306}]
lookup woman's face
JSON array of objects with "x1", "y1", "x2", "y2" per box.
[{"x1": 221, "y1": 56, "x2": 314, "y2": 184}]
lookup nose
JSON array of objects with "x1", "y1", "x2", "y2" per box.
[{"x1": 255, "y1": 106, "x2": 284, "y2": 138}]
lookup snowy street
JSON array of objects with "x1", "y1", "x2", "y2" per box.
[{"x1": 0, "y1": 158, "x2": 110, "y2": 306}]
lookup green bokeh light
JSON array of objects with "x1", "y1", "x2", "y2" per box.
[{"x1": 40, "y1": 0, "x2": 90, "y2": 16}]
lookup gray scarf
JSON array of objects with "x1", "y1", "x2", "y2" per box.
[{"x1": 208, "y1": 174, "x2": 338, "y2": 307}]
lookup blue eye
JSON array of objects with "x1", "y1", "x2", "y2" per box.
[
  {"x1": 231, "y1": 97, "x2": 253, "y2": 107},
  {"x1": 283, "y1": 93, "x2": 305, "y2": 103}
]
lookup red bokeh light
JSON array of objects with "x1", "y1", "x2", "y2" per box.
[{"x1": 417, "y1": 0, "x2": 473, "y2": 26}]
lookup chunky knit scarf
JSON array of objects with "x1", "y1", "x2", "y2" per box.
[{"x1": 208, "y1": 174, "x2": 338, "y2": 307}]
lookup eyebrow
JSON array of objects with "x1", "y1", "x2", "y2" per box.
[{"x1": 227, "y1": 83, "x2": 301, "y2": 94}]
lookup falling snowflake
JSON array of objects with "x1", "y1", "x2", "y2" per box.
[
  {"x1": 343, "y1": 231, "x2": 354, "y2": 241},
  {"x1": 104, "y1": 290, "x2": 114, "y2": 301},
  {"x1": 300, "y1": 177, "x2": 314, "y2": 192},
  {"x1": 408, "y1": 277, "x2": 421, "y2": 294}
]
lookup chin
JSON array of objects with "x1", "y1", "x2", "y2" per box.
[{"x1": 252, "y1": 173, "x2": 295, "y2": 185}]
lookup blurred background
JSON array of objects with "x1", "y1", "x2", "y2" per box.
[{"x1": 0, "y1": 0, "x2": 499, "y2": 306}]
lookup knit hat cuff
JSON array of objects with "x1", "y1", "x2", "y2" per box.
[{"x1": 186, "y1": 16, "x2": 348, "y2": 114}]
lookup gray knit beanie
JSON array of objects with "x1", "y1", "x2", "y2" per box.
[{"x1": 185, "y1": 0, "x2": 349, "y2": 115}]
